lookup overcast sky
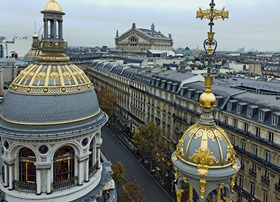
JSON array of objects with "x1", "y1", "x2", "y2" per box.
[{"x1": 1, "y1": 0, "x2": 279, "y2": 51}]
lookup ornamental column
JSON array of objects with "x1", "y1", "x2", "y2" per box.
[
  {"x1": 4, "y1": 163, "x2": 8, "y2": 187},
  {"x1": 85, "y1": 157, "x2": 89, "y2": 182},
  {"x1": 8, "y1": 163, "x2": 14, "y2": 190},
  {"x1": 47, "y1": 168, "x2": 51, "y2": 194},
  {"x1": 36, "y1": 169, "x2": 42, "y2": 195}
]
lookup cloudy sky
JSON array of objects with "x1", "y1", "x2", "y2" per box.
[{"x1": 1, "y1": 0, "x2": 279, "y2": 51}]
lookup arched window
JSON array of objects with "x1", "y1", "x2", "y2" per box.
[
  {"x1": 54, "y1": 146, "x2": 74, "y2": 181},
  {"x1": 130, "y1": 37, "x2": 138, "y2": 46},
  {"x1": 19, "y1": 148, "x2": 36, "y2": 183}
]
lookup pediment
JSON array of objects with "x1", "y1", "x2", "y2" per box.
[{"x1": 117, "y1": 28, "x2": 151, "y2": 42}]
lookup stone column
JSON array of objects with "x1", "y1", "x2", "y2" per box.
[
  {"x1": 8, "y1": 164, "x2": 13, "y2": 190},
  {"x1": 36, "y1": 169, "x2": 41, "y2": 195},
  {"x1": 53, "y1": 20, "x2": 57, "y2": 39},
  {"x1": 44, "y1": 19, "x2": 48, "y2": 38},
  {"x1": 85, "y1": 158, "x2": 89, "y2": 182},
  {"x1": 47, "y1": 169, "x2": 51, "y2": 194},
  {"x1": 97, "y1": 147, "x2": 101, "y2": 169},
  {"x1": 78, "y1": 160, "x2": 84, "y2": 185},
  {"x1": 58, "y1": 21, "x2": 63, "y2": 39},
  {"x1": 4, "y1": 163, "x2": 8, "y2": 187}
]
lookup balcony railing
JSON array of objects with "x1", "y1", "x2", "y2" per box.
[
  {"x1": 275, "y1": 183, "x2": 280, "y2": 192},
  {"x1": 249, "y1": 169, "x2": 257, "y2": 177},
  {"x1": 89, "y1": 163, "x2": 99, "y2": 178},
  {"x1": 13, "y1": 180, "x2": 36, "y2": 193},
  {"x1": 52, "y1": 176, "x2": 78, "y2": 192},
  {"x1": 261, "y1": 176, "x2": 270, "y2": 186}
]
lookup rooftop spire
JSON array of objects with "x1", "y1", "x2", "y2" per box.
[
  {"x1": 172, "y1": 2, "x2": 239, "y2": 202},
  {"x1": 197, "y1": 0, "x2": 229, "y2": 109}
]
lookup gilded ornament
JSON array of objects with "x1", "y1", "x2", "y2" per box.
[
  {"x1": 199, "y1": 179, "x2": 207, "y2": 199},
  {"x1": 27, "y1": 72, "x2": 35, "y2": 78},
  {"x1": 77, "y1": 86, "x2": 81, "y2": 91},
  {"x1": 26, "y1": 87, "x2": 31, "y2": 92},
  {"x1": 176, "y1": 189, "x2": 184, "y2": 202},
  {"x1": 50, "y1": 72, "x2": 59, "y2": 79},
  {"x1": 230, "y1": 175, "x2": 235, "y2": 193},
  {"x1": 63, "y1": 72, "x2": 71, "y2": 79},
  {"x1": 183, "y1": 177, "x2": 188, "y2": 183},
  {"x1": 61, "y1": 87, "x2": 66, "y2": 92},
  {"x1": 174, "y1": 167, "x2": 179, "y2": 182},
  {"x1": 38, "y1": 72, "x2": 46, "y2": 79},
  {"x1": 190, "y1": 147, "x2": 218, "y2": 166}
]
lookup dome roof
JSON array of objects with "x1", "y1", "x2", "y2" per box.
[
  {"x1": 10, "y1": 62, "x2": 92, "y2": 95},
  {"x1": 175, "y1": 116, "x2": 238, "y2": 175},
  {"x1": 44, "y1": 0, "x2": 62, "y2": 12},
  {"x1": 173, "y1": 76, "x2": 239, "y2": 176}
]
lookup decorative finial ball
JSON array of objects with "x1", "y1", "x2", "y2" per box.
[{"x1": 199, "y1": 91, "x2": 216, "y2": 108}]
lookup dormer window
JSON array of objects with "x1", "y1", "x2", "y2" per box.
[
  {"x1": 237, "y1": 102, "x2": 247, "y2": 114},
  {"x1": 272, "y1": 113, "x2": 279, "y2": 125},
  {"x1": 247, "y1": 105, "x2": 258, "y2": 118},
  {"x1": 227, "y1": 102, "x2": 232, "y2": 111},
  {"x1": 259, "y1": 110, "x2": 265, "y2": 121},
  {"x1": 259, "y1": 109, "x2": 270, "y2": 122},
  {"x1": 247, "y1": 107, "x2": 253, "y2": 117}
]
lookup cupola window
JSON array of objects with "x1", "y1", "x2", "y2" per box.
[
  {"x1": 19, "y1": 148, "x2": 36, "y2": 183},
  {"x1": 54, "y1": 146, "x2": 74, "y2": 182}
]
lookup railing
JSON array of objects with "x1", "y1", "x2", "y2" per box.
[
  {"x1": 234, "y1": 185, "x2": 262, "y2": 202},
  {"x1": 249, "y1": 169, "x2": 256, "y2": 177},
  {"x1": 261, "y1": 176, "x2": 270, "y2": 186},
  {"x1": 275, "y1": 183, "x2": 280, "y2": 192},
  {"x1": 13, "y1": 180, "x2": 36, "y2": 193},
  {"x1": 89, "y1": 163, "x2": 99, "y2": 178},
  {"x1": 52, "y1": 176, "x2": 78, "y2": 192},
  {"x1": 234, "y1": 146, "x2": 280, "y2": 173}
]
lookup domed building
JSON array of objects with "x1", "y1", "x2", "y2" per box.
[{"x1": 0, "y1": 0, "x2": 116, "y2": 201}]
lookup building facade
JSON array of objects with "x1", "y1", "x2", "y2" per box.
[
  {"x1": 87, "y1": 60, "x2": 280, "y2": 202},
  {"x1": 115, "y1": 23, "x2": 173, "y2": 53}
]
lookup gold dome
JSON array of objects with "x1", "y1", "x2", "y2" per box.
[
  {"x1": 33, "y1": 32, "x2": 39, "y2": 38},
  {"x1": 9, "y1": 63, "x2": 93, "y2": 95},
  {"x1": 174, "y1": 121, "x2": 239, "y2": 176},
  {"x1": 44, "y1": 0, "x2": 62, "y2": 12}
]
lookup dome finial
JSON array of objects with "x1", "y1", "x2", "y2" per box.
[{"x1": 45, "y1": 0, "x2": 62, "y2": 12}]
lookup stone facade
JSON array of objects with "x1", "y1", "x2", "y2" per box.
[{"x1": 115, "y1": 23, "x2": 173, "y2": 53}]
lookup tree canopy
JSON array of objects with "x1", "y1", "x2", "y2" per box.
[
  {"x1": 97, "y1": 87, "x2": 117, "y2": 117},
  {"x1": 111, "y1": 161, "x2": 125, "y2": 198},
  {"x1": 119, "y1": 179, "x2": 145, "y2": 202},
  {"x1": 132, "y1": 121, "x2": 167, "y2": 157}
]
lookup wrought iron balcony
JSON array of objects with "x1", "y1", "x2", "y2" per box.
[
  {"x1": 13, "y1": 180, "x2": 36, "y2": 193},
  {"x1": 52, "y1": 176, "x2": 78, "y2": 192},
  {"x1": 275, "y1": 183, "x2": 280, "y2": 192},
  {"x1": 261, "y1": 176, "x2": 270, "y2": 186},
  {"x1": 234, "y1": 185, "x2": 262, "y2": 202},
  {"x1": 249, "y1": 169, "x2": 257, "y2": 177}
]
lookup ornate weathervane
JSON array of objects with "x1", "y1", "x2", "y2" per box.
[{"x1": 197, "y1": 0, "x2": 229, "y2": 74}]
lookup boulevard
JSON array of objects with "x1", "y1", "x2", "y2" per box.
[{"x1": 102, "y1": 126, "x2": 174, "y2": 202}]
